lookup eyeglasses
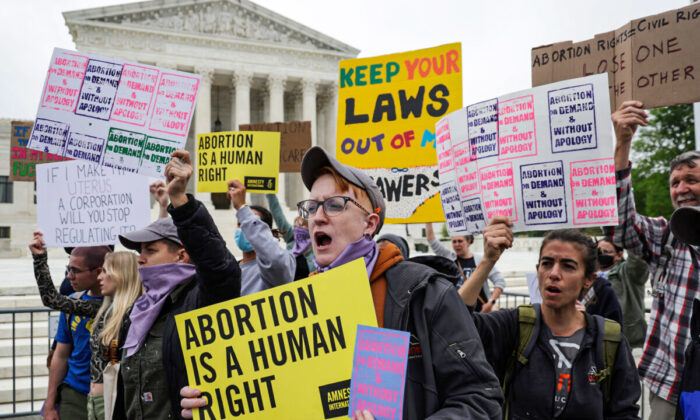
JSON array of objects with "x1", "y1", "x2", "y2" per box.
[
  {"x1": 297, "y1": 196, "x2": 371, "y2": 219},
  {"x1": 66, "y1": 265, "x2": 94, "y2": 275}
]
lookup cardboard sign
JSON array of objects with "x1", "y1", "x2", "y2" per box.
[
  {"x1": 10, "y1": 120, "x2": 70, "y2": 181},
  {"x1": 239, "y1": 121, "x2": 311, "y2": 172},
  {"x1": 531, "y1": 3, "x2": 700, "y2": 109},
  {"x1": 348, "y1": 326, "x2": 409, "y2": 420},
  {"x1": 36, "y1": 159, "x2": 150, "y2": 247},
  {"x1": 437, "y1": 73, "x2": 616, "y2": 234},
  {"x1": 27, "y1": 48, "x2": 200, "y2": 177},
  {"x1": 175, "y1": 258, "x2": 377, "y2": 420},
  {"x1": 337, "y1": 43, "x2": 463, "y2": 224},
  {"x1": 196, "y1": 131, "x2": 281, "y2": 193}
]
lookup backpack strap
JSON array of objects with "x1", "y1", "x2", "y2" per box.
[
  {"x1": 64, "y1": 290, "x2": 87, "y2": 342},
  {"x1": 503, "y1": 304, "x2": 540, "y2": 418},
  {"x1": 593, "y1": 316, "x2": 621, "y2": 411}
]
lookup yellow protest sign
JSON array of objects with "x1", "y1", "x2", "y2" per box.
[
  {"x1": 175, "y1": 258, "x2": 377, "y2": 420},
  {"x1": 337, "y1": 43, "x2": 463, "y2": 224},
  {"x1": 197, "y1": 131, "x2": 280, "y2": 193}
]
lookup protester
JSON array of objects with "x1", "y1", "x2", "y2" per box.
[
  {"x1": 575, "y1": 238, "x2": 624, "y2": 324},
  {"x1": 116, "y1": 150, "x2": 241, "y2": 420},
  {"x1": 29, "y1": 237, "x2": 140, "y2": 420},
  {"x1": 669, "y1": 205, "x2": 700, "y2": 420},
  {"x1": 228, "y1": 179, "x2": 295, "y2": 294},
  {"x1": 463, "y1": 217, "x2": 641, "y2": 418},
  {"x1": 597, "y1": 236, "x2": 649, "y2": 347},
  {"x1": 180, "y1": 146, "x2": 503, "y2": 420},
  {"x1": 425, "y1": 223, "x2": 505, "y2": 312},
  {"x1": 266, "y1": 192, "x2": 315, "y2": 274},
  {"x1": 611, "y1": 100, "x2": 700, "y2": 417},
  {"x1": 376, "y1": 233, "x2": 410, "y2": 259},
  {"x1": 33, "y1": 246, "x2": 108, "y2": 420}
]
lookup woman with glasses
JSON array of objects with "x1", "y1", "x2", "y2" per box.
[
  {"x1": 227, "y1": 179, "x2": 295, "y2": 295},
  {"x1": 180, "y1": 147, "x2": 503, "y2": 420},
  {"x1": 29, "y1": 233, "x2": 142, "y2": 420}
]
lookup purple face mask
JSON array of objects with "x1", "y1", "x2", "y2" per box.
[
  {"x1": 292, "y1": 226, "x2": 312, "y2": 257},
  {"x1": 313, "y1": 234, "x2": 379, "y2": 278}
]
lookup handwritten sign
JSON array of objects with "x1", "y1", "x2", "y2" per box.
[
  {"x1": 348, "y1": 326, "x2": 409, "y2": 420},
  {"x1": 239, "y1": 121, "x2": 311, "y2": 172},
  {"x1": 196, "y1": 131, "x2": 281, "y2": 193},
  {"x1": 10, "y1": 121, "x2": 70, "y2": 181},
  {"x1": 531, "y1": 3, "x2": 700, "y2": 109},
  {"x1": 337, "y1": 43, "x2": 463, "y2": 224},
  {"x1": 437, "y1": 73, "x2": 615, "y2": 234},
  {"x1": 27, "y1": 48, "x2": 200, "y2": 177},
  {"x1": 175, "y1": 258, "x2": 377, "y2": 420},
  {"x1": 36, "y1": 160, "x2": 150, "y2": 247}
]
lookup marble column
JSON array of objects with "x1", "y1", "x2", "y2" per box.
[
  {"x1": 232, "y1": 70, "x2": 252, "y2": 129},
  {"x1": 267, "y1": 74, "x2": 287, "y2": 208},
  {"x1": 326, "y1": 82, "x2": 338, "y2": 156},
  {"x1": 302, "y1": 79, "x2": 318, "y2": 146},
  {"x1": 228, "y1": 86, "x2": 236, "y2": 130},
  {"x1": 194, "y1": 66, "x2": 214, "y2": 201}
]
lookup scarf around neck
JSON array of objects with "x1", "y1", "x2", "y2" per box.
[
  {"x1": 313, "y1": 234, "x2": 379, "y2": 279},
  {"x1": 123, "y1": 263, "x2": 196, "y2": 357}
]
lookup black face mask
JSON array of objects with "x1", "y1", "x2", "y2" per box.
[{"x1": 598, "y1": 254, "x2": 615, "y2": 269}]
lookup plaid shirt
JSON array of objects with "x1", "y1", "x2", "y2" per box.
[{"x1": 611, "y1": 167, "x2": 698, "y2": 403}]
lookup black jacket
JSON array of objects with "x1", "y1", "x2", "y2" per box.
[
  {"x1": 384, "y1": 257, "x2": 503, "y2": 419},
  {"x1": 586, "y1": 277, "x2": 624, "y2": 325},
  {"x1": 472, "y1": 306, "x2": 641, "y2": 419}
]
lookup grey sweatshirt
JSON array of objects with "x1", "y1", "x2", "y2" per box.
[{"x1": 237, "y1": 205, "x2": 295, "y2": 295}]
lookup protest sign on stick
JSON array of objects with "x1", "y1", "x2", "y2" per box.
[
  {"x1": 239, "y1": 121, "x2": 311, "y2": 173},
  {"x1": 348, "y1": 325, "x2": 409, "y2": 420},
  {"x1": 175, "y1": 258, "x2": 377, "y2": 420},
  {"x1": 196, "y1": 131, "x2": 281, "y2": 193},
  {"x1": 27, "y1": 48, "x2": 200, "y2": 177},
  {"x1": 10, "y1": 120, "x2": 70, "y2": 181},
  {"x1": 531, "y1": 3, "x2": 700, "y2": 109},
  {"x1": 337, "y1": 43, "x2": 463, "y2": 224},
  {"x1": 437, "y1": 73, "x2": 615, "y2": 234},
  {"x1": 36, "y1": 159, "x2": 150, "y2": 247}
]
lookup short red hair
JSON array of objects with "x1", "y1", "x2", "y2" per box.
[{"x1": 313, "y1": 166, "x2": 372, "y2": 211}]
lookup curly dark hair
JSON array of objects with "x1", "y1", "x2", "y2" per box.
[{"x1": 539, "y1": 229, "x2": 598, "y2": 278}]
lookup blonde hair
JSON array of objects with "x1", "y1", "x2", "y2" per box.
[{"x1": 95, "y1": 252, "x2": 143, "y2": 346}]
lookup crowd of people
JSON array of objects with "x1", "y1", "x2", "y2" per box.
[{"x1": 29, "y1": 99, "x2": 700, "y2": 419}]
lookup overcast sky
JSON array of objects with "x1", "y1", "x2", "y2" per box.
[{"x1": 0, "y1": 0, "x2": 690, "y2": 120}]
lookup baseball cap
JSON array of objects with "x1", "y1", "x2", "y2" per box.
[
  {"x1": 300, "y1": 146, "x2": 386, "y2": 236},
  {"x1": 670, "y1": 206, "x2": 700, "y2": 246},
  {"x1": 119, "y1": 217, "x2": 182, "y2": 251}
]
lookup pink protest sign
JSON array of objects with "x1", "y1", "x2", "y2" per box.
[
  {"x1": 349, "y1": 325, "x2": 409, "y2": 420},
  {"x1": 436, "y1": 73, "x2": 615, "y2": 234},
  {"x1": 27, "y1": 48, "x2": 201, "y2": 178}
]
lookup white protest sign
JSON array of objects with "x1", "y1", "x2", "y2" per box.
[
  {"x1": 37, "y1": 160, "x2": 151, "y2": 247},
  {"x1": 28, "y1": 48, "x2": 200, "y2": 178},
  {"x1": 437, "y1": 73, "x2": 615, "y2": 234}
]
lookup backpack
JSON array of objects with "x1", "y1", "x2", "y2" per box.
[
  {"x1": 502, "y1": 304, "x2": 621, "y2": 418},
  {"x1": 64, "y1": 290, "x2": 87, "y2": 341}
]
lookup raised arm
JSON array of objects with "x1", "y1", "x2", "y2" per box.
[
  {"x1": 266, "y1": 193, "x2": 294, "y2": 247},
  {"x1": 150, "y1": 180, "x2": 170, "y2": 219},
  {"x1": 29, "y1": 232, "x2": 101, "y2": 317},
  {"x1": 458, "y1": 217, "x2": 512, "y2": 306},
  {"x1": 165, "y1": 150, "x2": 241, "y2": 306},
  {"x1": 612, "y1": 100, "x2": 648, "y2": 171},
  {"x1": 425, "y1": 223, "x2": 457, "y2": 259}
]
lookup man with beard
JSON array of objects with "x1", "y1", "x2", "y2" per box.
[{"x1": 610, "y1": 100, "x2": 700, "y2": 419}]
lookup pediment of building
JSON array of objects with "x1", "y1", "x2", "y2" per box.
[{"x1": 63, "y1": 0, "x2": 359, "y2": 56}]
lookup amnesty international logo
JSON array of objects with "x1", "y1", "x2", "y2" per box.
[{"x1": 318, "y1": 379, "x2": 350, "y2": 419}]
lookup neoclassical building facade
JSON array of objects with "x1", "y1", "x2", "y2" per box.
[
  {"x1": 0, "y1": 0, "x2": 359, "y2": 256},
  {"x1": 64, "y1": 0, "x2": 358, "y2": 207}
]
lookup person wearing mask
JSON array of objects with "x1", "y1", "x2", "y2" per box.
[
  {"x1": 228, "y1": 179, "x2": 295, "y2": 294},
  {"x1": 266, "y1": 192, "x2": 315, "y2": 274},
  {"x1": 463, "y1": 218, "x2": 641, "y2": 419},
  {"x1": 597, "y1": 237, "x2": 648, "y2": 347},
  {"x1": 29, "y1": 239, "x2": 141, "y2": 420},
  {"x1": 115, "y1": 150, "x2": 241, "y2": 420},
  {"x1": 575, "y1": 238, "x2": 624, "y2": 325},
  {"x1": 425, "y1": 224, "x2": 505, "y2": 312},
  {"x1": 180, "y1": 146, "x2": 503, "y2": 420},
  {"x1": 35, "y1": 246, "x2": 109, "y2": 420}
]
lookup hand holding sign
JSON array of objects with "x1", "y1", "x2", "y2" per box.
[
  {"x1": 179, "y1": 386, "x2": 206, "y2": 419},
  {"x1": 611, "y1": 101, "x2": 649, "y2": 170},
  {"x1": 165, "y1": 150, "x2": 193, "y2": 207},
  {"x1": 28, "y1": 231, "x2": 47, "y2": 255},
  {"x1": 482, "y1": 217, "x2": 514, "y2": 263},
  {"x1": 226, "y1": 179, "x2": 247, "y2": 211}
]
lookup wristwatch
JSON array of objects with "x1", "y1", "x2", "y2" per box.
[{"x1": 489, "y1": 299, "x2": 496, "y2": 304}]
